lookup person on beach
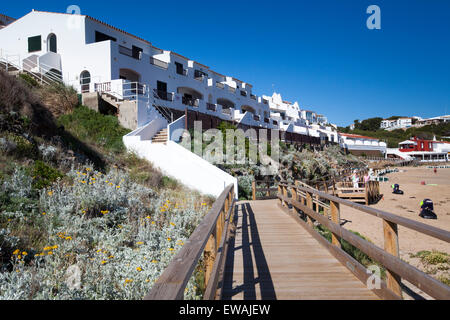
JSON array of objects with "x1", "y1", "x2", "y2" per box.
[
  {"x1": 351, "y1": 170, "x2": 359, "y2": 188},
  {"x1": 364, "y1": 172, "x2": 370, "y2": 186}
]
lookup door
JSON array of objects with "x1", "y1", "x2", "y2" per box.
[{"x1": 157, "y1": 81, "x2": 168, "y2": 100}]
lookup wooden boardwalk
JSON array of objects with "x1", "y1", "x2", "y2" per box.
[{"x1": 222, "y1": 200, "x2": 378, "y2": 300}]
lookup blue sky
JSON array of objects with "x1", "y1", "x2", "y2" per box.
[{"x1": 5, "y1": 1, "x2": 450, "y2": 126}]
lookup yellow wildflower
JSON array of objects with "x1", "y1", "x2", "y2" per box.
[
  {"x1": 22, "y1": 252, "x2": 27, "y2": 256},
  {"x1": 136, "y1": 242, "x2": 144, "y2": 245},
  {"x1": 13, "y1": 249, "x2": 20, "y2": 255},
  {"x1": 47, "y1": 251, "x2": 53, "y2": 255},
  {"x1": 101, "y1": 260, "x2": 107, "y2": 265},
  {"x1": 65, "y1": 236, "x2": 72, "y2": 241},
  {"x1": 136, "y1": 267, "x2": 142, "y2": 272},
  {"x1": 42, "y1": 212, "x2": 46, "y2": 216},
  {"x1": 47, "y1": 191, "x2": 53, "y2": 196}
]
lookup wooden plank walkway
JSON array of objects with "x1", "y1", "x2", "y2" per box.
[{"x1": 221, "y1": 200, "x2": 379, "y2": 300}]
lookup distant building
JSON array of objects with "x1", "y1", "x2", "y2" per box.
[
  {"x1": 338, "y1": 133, "x2": 387, "y2": 157},
  {"x1": 415, "y1": 115, "x2": 450, "y2": 127},
  {"x1": 386, "y1": 137, "x2": 450, "y2": 162},
  {"x1": 380, "y1": 118, "x2": 412, "y2": 131}
]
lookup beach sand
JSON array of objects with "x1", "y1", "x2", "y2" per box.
[{"x1": 339, "y1": 166, "x2": 450, "y2": 299}]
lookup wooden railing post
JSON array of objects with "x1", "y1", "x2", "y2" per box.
[
  {"x1": 204, "y1": 229, "x2": 217, "y2": 289},
  {"x1": 282, "y1": 185, "x2": 288, "y2": 207},
  {"x1": 252, "y1": 181, "x2": 256, "y2": 201},
  {"x1": 383, "y1": 219, "x2": 403, "y2": 298},
  {"x1": 278, "y1": 185, "x2": 282, "y2": 205},
  {"x1": 305, "y1": 191, "x2": 314, "y2": 227},
  {"x1": 290, "y1": 186, "x2": 298, "y2": 215},
  {"x1": 330, "y1": 200, "x2": 341, "y2": 248}
]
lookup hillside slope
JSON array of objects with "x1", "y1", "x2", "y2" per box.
[{"x1": 0, "y1": 71, "x2": 213, "y2": 300}]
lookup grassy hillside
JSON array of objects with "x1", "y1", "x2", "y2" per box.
[{"x1": 0, "y1": 71, "x2": 213, "y2": 300}]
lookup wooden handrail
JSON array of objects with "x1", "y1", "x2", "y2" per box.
[
  {"x1": 252, "y1": 180, "x2": 278, "y2": 200},
  {"x1": 145, "y1": 184, "x2": 235, "y2": 300},
  {"x1": 277, "y1": 183, "x2": 450, "y2": 300}
]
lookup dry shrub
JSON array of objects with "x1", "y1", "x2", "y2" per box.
[
  {"x1": 0, "y1": 70, "x2": 57, "y2": 137},
  {"x1": 39, "y1": 83, "x2": 78, "y2": 118}
]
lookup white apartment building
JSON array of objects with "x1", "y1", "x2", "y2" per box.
[
  {"x1": 0, "y1": 9, "x2": 340, "y2": 143},
  {"x1": 380, "y1": 118, "x2": 412, "y2": 131}
]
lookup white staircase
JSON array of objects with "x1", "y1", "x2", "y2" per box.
[
  {"x1": 0, "y1": 50, "x2": 63, "y2": 85},
  {"x1": 386, "y1": 148, "x2": 414, "y2": 160},
  {"x1": 123, "y1": 119, "x2": 238, "y2": 199}
]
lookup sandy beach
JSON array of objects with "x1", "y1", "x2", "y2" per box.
[
  {"x1": 340, "y1": 166, "x2": 450, "y2": 254},
  {"x1": 339, "y1": 166, "x2": 450, "y2": 298}
]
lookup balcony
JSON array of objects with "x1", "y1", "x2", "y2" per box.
[
  {"x1": 150, "y1": 57, "x2": 168, "y2": 69},
  {"x1": 206, "y1": 103, "x2": 216, "y2": 112},
  {"x1": 182, "y1": 96, "x2": 199, "y2": 107},
  {"x1": 194, "y1": 70, "x2": 207, "y2": 81},
  {"x1": 119, "y1": 45, "x2": 142, "y2": 60},
  {"x1": 221, "y1": 108, "x2": 232, "y2": 115},
  {"x1": 153, "y1": 89, "x2": 174, "y2": 101}
]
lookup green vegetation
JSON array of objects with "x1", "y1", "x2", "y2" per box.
[
  {"x1": 410, "y1": 250, "x2": 449, "y2": 265},
  {"x1": 26, "y1": 160, "x2": 64, "y2": 190},
  {"x1": 58, "y1": 105, "x2": 131, "y2": 154}
]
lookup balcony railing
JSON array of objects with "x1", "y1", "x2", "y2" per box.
[
  {"x1": 194, "y1": 70, "x2": 207, "y2": 81},
  {"x1": 222, "y1": 108, "x2": 232, "y2": 115},
  {"x1": 206, "y1": 103, "x2": 216, "y2": 112},
  {"x1": 150, "y1": 57, "x2": 168, "y2": 69},
  {"x1": 119, "y1": 45, "x2": 141, "y2": 60},
  {"x1": 176, "y1": 69, "x2": 188, "y2": 76},
  {"x1": 153, "y1": 89, "x2": 174, "y2": 101},
  {"x1": 182, "y1": 96, "x2": 199, "y2": 107}
]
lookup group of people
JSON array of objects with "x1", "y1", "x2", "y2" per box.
[{"x1": 350, "y1": 168, "x2": 375, "y2": 189}]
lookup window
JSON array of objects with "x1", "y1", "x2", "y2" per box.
[
  {"x1": 80, "y1": 70, "x2": 91, "y2": 93},
  {"x1": 95, "y1": 31, "x2": 117, "y2": 43},
  {"x1": 132, "y1": 45, "x2": 143, "y2": 60},
  {"x1": 80, "y1": 71, "x2": 91, "y2": 85},
  {"x1": 47, "y1": 34, "x2": 57, "y2": 53},
  {"x1": 175, "y1": 62, "x2": 184, "y2": 75},
  {"x1": 28, "y1": 35, "x2": 42, "y2": 53}
]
